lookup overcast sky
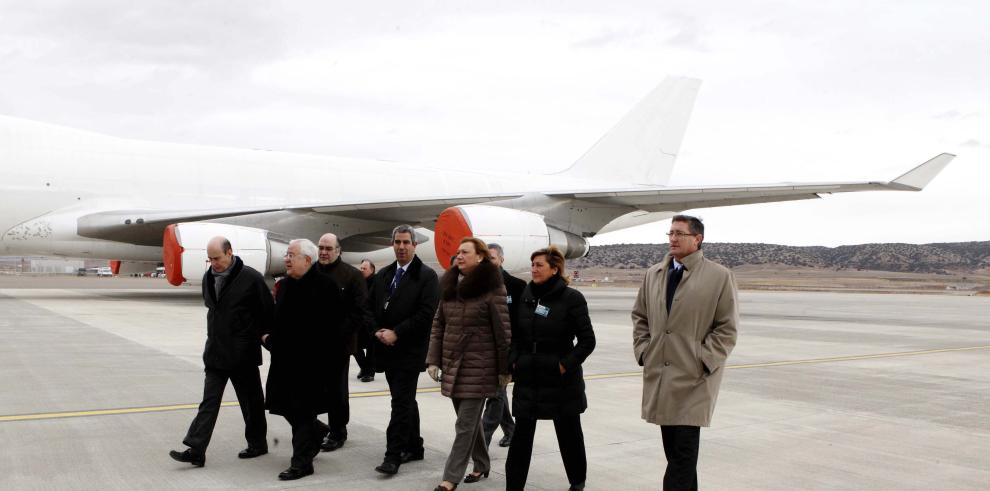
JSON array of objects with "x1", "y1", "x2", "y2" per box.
[{"x1": 1, "y1": 1, "x2": 987, "y2": 247}]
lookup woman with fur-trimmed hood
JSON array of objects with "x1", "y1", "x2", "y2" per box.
[{"x1": 426, "y1": 237, "x2": 511, "y2": 491}]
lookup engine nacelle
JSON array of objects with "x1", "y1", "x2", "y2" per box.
[
  {"x1": 434, "y1": 205, "x2": 589, "y2": 272},
  {"x1": 163, "y1": 223, "x2": 289, "y2": 286}
]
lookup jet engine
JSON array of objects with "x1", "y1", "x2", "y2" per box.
[
  {"x1": 434, "y1": 205, "x2": 589, "y2": 272},
  {"x1": 162, "y1": 223, "x2": 290, "y2": 286}
]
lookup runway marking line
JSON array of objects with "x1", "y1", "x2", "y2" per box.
[{"x1": 2, "y1": 345, "x2": 988, "y2": 423}]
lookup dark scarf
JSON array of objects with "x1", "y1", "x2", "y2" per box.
[{"x1": 529, "y1": 274, "x2": 562, "y2": 300}]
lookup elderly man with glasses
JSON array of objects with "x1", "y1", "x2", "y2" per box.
[
  {"x1": 262, "y1": 239, "x2": 345, "y2": 481},
  {"x1": 631, "y1": 215, "x2": 739, "y2": 491}
]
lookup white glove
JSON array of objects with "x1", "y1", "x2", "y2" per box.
[{"x1": 428, "y1": 365, "x2": 441, "y2": 382}]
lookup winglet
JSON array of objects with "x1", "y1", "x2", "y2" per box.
[{"x1": 890, "y1": 153, "x2": 954, "y2": 190}]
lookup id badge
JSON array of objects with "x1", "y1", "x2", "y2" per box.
[{"x1": 535, "y1": 304, "x2": 550, "y2": 317}]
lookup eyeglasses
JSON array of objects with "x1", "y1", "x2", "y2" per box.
[
  {"x1": 666, "y1": 231, "x2": 697, "y2": 239},
  {"x1": 283, "y1": 253, "x2": 297, "y2": 259},
  {"x1": 318, "y1": 246, "x2": 339, "y2": 251}
]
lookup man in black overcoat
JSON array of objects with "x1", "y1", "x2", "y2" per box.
[
  {"x1": 262, "y1": 239, "x2": 345, "y2": 481},
  {"x1": 368, "y1": 225, "x2": 440, "y2": 475},
  {"x1": 169, "y1": 236, "x2": 272, "y2": 468},
  {"x1": 315, "y1": 232, "x2": 374, "y2": 452}
]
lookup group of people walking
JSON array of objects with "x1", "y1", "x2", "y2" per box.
[{"x1": 169, "y1": 214, "x2": 738, "y2": 490}]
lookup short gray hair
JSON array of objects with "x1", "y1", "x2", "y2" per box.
[
  {"x1": 291, "y1": 239, "x2": 319, "y2": 264},
  {"x1": 391, "y1": 224, "x2": 417, "y2": 243},
  {"x1": 487, "y1": 243, "x2": 504, "y2": 258}
]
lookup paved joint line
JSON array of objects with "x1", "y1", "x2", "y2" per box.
[{"x1": 3, "y1": 345, "x2": 988, "y2": 423}]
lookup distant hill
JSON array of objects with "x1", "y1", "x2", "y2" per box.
[{"x1": 569, "y1": 242, "x2": 990, "y2": 274}]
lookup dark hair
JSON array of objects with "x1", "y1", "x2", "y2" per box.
[
  {"x1": 671, "y1": 214, "x2": 704, "y2": 248},
  {"x1": 530, "y1": 245, "x2": 569, "y2": 285},
  {"x1": 391, "y1": 224, "x2": 417, "y2": 243},
  {"x1": 221, "y1": 238, "x2": 232, "y2": 253},
  {"x1": 487, "y1": 243, "x2": 504, "y2": 258},
  {"x1": 360, "y1": 259, "x2": 375, "y2": 273}
]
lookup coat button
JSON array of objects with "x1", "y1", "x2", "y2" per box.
[
  {"x1": 664, "y1": 361, "x2": 670, "y2": 366},
  {"x1": 665, "y1": 330, "x2": 671, "y2": 334}
]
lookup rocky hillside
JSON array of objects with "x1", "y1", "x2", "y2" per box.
[{"x1": 569, "y1": 241, "x2": 990, "y2": 274}]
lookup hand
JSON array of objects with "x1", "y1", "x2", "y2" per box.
[
  {"x1": 376, "y1": 329, "x2": 398, "y2": 346},
  {"x1": 427, "y1": 365, "x2": 440, "y2": 382},
  {"x1": 261, "y1": 334, "x2": 269, "y2": 344},
  {"x1": 559, "y1": 363, "x2": 566, "y2": 374},
  {"x1": 498, "y1": 374, "x2": 512, "y2": 387}
]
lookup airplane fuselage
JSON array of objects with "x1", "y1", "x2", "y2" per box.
[{"x1": 0, "y1": 116, "x2": 622, "y2": 264}]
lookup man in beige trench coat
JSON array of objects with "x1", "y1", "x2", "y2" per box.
[{"x1": 631, "y1": 215, "x2": 738, "y2": 491}]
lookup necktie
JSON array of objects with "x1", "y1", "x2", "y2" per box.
[
  {"x1": 389, "y1": 267, "x2": 405, "y2": 295},
  {"x1": 665, "y1": 265, "x2": 683, "y2": 314}
]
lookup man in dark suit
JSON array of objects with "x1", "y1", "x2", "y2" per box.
[
  {"x1": 170, "y1": 236, "x2": 272, "y2": 468},
  {"x1": 315, "y1": 233, "x2": 374, "y2": 452},
  {"x1": 262, "y1": 239, "x2": 346, "y2": 481},
  {"x1": 369, "y1": 224, "x2": 440, "y2": 475},
  {"x1": 481, "y1": 243, "x2": 525, "y2": 448}
]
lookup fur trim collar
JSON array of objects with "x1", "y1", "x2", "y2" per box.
[{"x1": 441, "y1": 260, "x2": 503, "y2": 300}]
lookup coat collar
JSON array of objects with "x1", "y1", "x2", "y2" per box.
[
  {"x1": 382, "y1": 254, "x2": 424, "y2": 280},
  {"x1": 663, "y1": 250, "x2": 704, "y2": 271},
  {"x1": 317, "y1": 256, "x2": 342, "y2": 274},
  {"x1": 205, "y1": 256, "x2": 244, "y2": 305}
]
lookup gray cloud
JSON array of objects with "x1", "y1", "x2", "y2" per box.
[
  {"x1": 960, "y1": 139, "x2": 990, "y2": 148},
  {"x1": 572, "y1": 27, "x2": 642, "y2": 49},
  {"x1": 663, "y1": 13, "x2": 706, "y2": 51},
  {"x1": 933, "y1": 110, "x2": 981, "y2": 120}
]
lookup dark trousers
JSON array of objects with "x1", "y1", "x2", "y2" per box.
[
  {"x1": 182, "y1": 366, "x2": 267, "y2": 453},
  {"x1": 505, "y1": 413, "x2": 587, "y2": 490},
  {"x1": 383, "y1": 368, "x2": 423, "y2": 463},
  {"x1": 354, "y1": 333, "x2": 375, "y2": 375},
  {"x1": 323, "y1": 355, "x2": 350, "y2": 440},
  {"x1": 285, "y1": 412, "x2": 323, "y2": 469},
  {"x1": 481, "y1": 386, "x2": 515, "y2": 446},
  {"x1": 660, "y1": 425, "x2": 700, "y2": 491}
]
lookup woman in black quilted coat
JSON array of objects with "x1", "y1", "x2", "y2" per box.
[{"x1": 505, "y1": 245, "x2": 596, "y2": 491}]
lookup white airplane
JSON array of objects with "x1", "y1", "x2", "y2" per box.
[{"x1": 0, "y1": 77, "x2": 953, "y2": 286}]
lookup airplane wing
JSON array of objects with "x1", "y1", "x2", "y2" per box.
[
  {"x1": 547, "y1": 153, "x2": 954, "y2": 212},
  {"x1": 76, "y1": 153, "x2": 951, "y2": 246},
  {"x1": 77, "y1": 193, "x2": 524, "y2": 246}
]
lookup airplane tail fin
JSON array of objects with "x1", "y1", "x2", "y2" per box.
[{"x1": 556, "y1": 76, "x2": 701, "y2": 186}]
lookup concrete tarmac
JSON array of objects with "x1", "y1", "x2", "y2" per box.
[{"x1": 1, "y1": 282, "x2": 989, "y2": 490}]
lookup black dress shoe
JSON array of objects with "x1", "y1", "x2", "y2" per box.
[
  {"x1": 375, "y1": 461, "x2": 399, "y2": 475},
  {"x1": 321, "y1": 436, "x2": 346, "y2": 452},
  {"x1": 360, "y1": 374, "x2": 375, "y2": 382},
  {"x1": 498, "y1": 435, "x2": 512, "y2": 447},
  {"x1": 169, "y1": 448, "x2": 205, "y2": 467},
  {"x1": 568, "y1": 483, "x2": 585, "y2": 491},
  {"x1": 399, "y1": 450, "x2": 424, "y2": 463},
  {"x1": 278, "y1": 466, "x2": 314, "y2": 480},
  {"x1": 238, "y1": 447, "x2": 268, "y2": 459},
  {"x1": 463, "y1": 470, "x2": 489, "y2": 483},
  {"x1": 434, "y1": 484, "x2": 457, "y2": 491}
]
